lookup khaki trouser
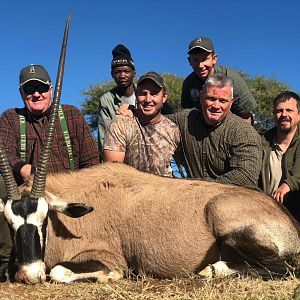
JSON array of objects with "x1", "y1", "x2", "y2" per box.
[{"x1": 0, "y1": 177, "x2": 13, "y2": 261}]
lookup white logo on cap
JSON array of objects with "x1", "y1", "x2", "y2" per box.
[
  {"x1": 196, "y1": 38, "x2": 202, "y2": 43},
  {"x1": 29, "y1": 66, "x2": 36, "y2": 74}
]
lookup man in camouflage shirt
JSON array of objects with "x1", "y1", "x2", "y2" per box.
[{"x1": 103, "y1": 71, "x2": 180, "y2": 176}]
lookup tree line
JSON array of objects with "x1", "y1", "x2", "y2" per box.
[{"x1": 81, "y1": 72, "x2": 292, "y2": 133}]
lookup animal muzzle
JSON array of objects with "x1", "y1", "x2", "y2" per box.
[{"x1": 15, "y1": 261, "x2": 46, "y2": 284}]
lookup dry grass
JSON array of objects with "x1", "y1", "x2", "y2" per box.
[{"x1": 0, "y1": 275, "x2": 299, "y2": 300}]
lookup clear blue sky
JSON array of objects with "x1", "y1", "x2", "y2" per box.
[{"x1": 1, "y1": 0, "x2": 299, "y2": 113}]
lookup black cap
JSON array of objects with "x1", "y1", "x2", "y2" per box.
[
  {"x1": 19, "y1": 64, "x2": 51, "y2": 86},
  {"x1": 188, "y1": 37, "x2": 214, "y2": 54},
  {"x1": 111, "y1": 44, "x2": 135, "y2": 70},
  {"x1": 138, "y1": 71, "x2": 166, "y2": 90}
]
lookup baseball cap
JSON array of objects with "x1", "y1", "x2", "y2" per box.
[
  {"x1": 188, "y1": 37, "x2": 214, "y2": 54},
  {"x1": 138, "y1": 71, "x2": 166, "y2": 89},
  {"x1": 19, "y1": 64, "x2": 51, "y2": 86}
]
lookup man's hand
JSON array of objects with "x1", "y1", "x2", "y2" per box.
[
  {"x1": 20, "y1": 164, "x2": 35, "y2": 179},
  {"x1": 116, "y1": 104, "x2": 134, "y2": 118},
  {"x1": 103, "y1": 150, "x2": 125, "y2": 163},
  {"x1": 239, "y1": 113, "x2": 254, "y2": 125},
  {"x1": 272, "y1": 183, "x2": 290, "y2": 203}
]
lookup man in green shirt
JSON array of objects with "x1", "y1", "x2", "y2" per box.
[
  {"x1": 259, "y1": 91, "x2": 300, "y2": 222},
  {"x1": 181, "y1": 37, "x2": 256, "y2": 125}
]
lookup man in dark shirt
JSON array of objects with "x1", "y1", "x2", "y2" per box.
[
  {"x1": 0, "y1": 64, "x2": 99, "y2": 280},
  {"x1": 181, "y1": 37, "x2": 256, "y2": 124}
]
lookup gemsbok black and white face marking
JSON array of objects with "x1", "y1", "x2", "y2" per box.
[
  {"x1": 3, "y1": 195, "x2": 49, "y2": 284},
  {"x1": 0, "y1": 192, "x2": 93, "y2": 284}
]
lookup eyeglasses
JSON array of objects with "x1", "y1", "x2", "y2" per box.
[{"x1": 23, "y1": 84, "x2": 50, "y2": 95}]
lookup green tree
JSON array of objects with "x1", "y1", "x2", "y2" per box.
[
  {"x1": 242, "y1": 73, "x2": 290, "y2": 132},
  {"x1": 161, "y1": 73, "x2": 184, "y2": 112},
  {"x1": 81, "y1": 81, "x2": 116, "y2": 132}
]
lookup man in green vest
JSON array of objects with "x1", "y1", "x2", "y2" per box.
[{"x1": 0, "y1": 64, "x2": 99, "y2": 281}]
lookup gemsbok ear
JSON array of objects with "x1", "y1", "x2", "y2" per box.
[
  {"x1": 50, "y1": 200, "x2": 93, "y2": 218},
  {"x1": 45, "y1": 191, "x2": 94, "y2": 218},
  {"x1": 60, "y1": 203, "x2": 94, "y2": 218}
]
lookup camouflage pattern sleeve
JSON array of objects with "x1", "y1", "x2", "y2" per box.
[{"x1": 103, "y1": 115, "x2": 127, "y2": 152}]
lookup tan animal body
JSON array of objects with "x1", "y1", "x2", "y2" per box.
[{"x1": 14, "y1": 162, "x2": 299, "y2": 283}]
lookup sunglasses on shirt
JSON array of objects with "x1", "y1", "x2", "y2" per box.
[{"x1": 22, "y1": 84, "x2": 50, "y2": 95}]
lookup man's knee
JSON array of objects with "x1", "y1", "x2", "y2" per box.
[{"x1": 0, "y1": 214, "x2": 12, "y2": 259}]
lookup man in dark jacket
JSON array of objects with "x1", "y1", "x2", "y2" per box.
[
  {"x1": 259, "y1": 91, "x2": 300, "y2": 222},
  {"x1": 181, "y1": 37, "x2": 256, "y2": 124}
]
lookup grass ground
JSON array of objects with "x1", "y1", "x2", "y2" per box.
[{"x1": 0, "y1": 275, "x2": 299, "y2": 300}]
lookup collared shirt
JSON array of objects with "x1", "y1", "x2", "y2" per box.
[
  {"x1": 0, "y1": 104, "x2": 99, "y2": 184},
  {"x1": 268, "y1": 143, "x2": 285, "y2": 195},
  {"x1": 98, "y1": 86, "x2": 137, "y2": 154},
  {"x1": 260, "y1": 123, "x2": 300, "y2": 194},
  {"x1": 259, "y1": 123, "x2": 300, "y2": 223}
]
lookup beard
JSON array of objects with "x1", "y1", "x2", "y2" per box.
[
  {"x1": 277, "y1": 117, "x2": 294, "y2": 133},
  {"x1": 278, "y1": 124, "x2": 292, "y2": 133}
]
